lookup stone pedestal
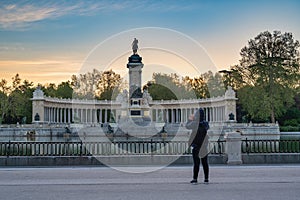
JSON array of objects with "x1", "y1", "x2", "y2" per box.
[
  {"x1": 224, "y1": 131, "x2": 242, "y2": 165},
  {"x1": 31, "y1": 87, "x2": 45, "y2": 123}
]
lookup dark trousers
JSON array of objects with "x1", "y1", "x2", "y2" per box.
[{"x1": 192, "y1": 146, "x2": 209, "y2": 180}]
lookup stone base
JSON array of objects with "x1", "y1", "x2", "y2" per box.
[{"x1": 227, "y1": 160, "x2": 243, "y2": 165}]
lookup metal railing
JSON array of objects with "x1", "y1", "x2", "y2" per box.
[
  {"x1": 2, "y1": 139, "x2": 300, "y2": 157},
  {"x1": 0, "y1": 140, "x2": 225, "y2": 157},
  {"x1": 242, "y1": 138, "x2": 300, "y2": 154}
]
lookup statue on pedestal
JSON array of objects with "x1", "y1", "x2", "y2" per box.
[
  {"x1": 128, "y1": 38, "x2": 142, "y2": 64},
  {"x1": 132, "y1": 38, "x2": 138, "y2": 54}
]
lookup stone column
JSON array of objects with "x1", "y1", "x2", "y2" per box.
[
  {"x1": 56, "y1": 108, "x2": 59, "y2": 123},
  {"x1": 59, "y1": 108, "x2": 62, "y2": 123},
  {"x1": 94, "y1": 109, "x2": 97, "y2": 123},
  {"x1": 99, "y1": 109, "x2": 102, "y2": 123},
  {"x1": 68, "y1": 108, "x2": 71, "y2": 123},
  {"x1": 165, "y1": 109, "x2": 169, "y2": 123},
  {"x1": 44, "y1": 107, "x2": 46, "y2": 122},
  {"x1": 104, "y1": 109, "x2": 107, "y2": 123},
  {"x1": 73, "y1": 108, "x2": 76, "y2": 123},
  {"x1": 80, "y1": 109, "x2": 83, "y2": 123},
  {"x1": 224, "y1": 131, "x2": 242, "y2": 165},
  {"x1": 84, "y1": 109, "x2": 87, "y2": 123},
  {"x1": 49, "y1": 107, "x2": 52, "y2": 123},
  {"x1": 222, "y1": 106, "x2": 225, "y2": 122},
  {"x1": 172, "y1": 109, "x2": 174, "y2": 123},
  {"x1": 213, "y1": 107, "x2": 216, "y2": 122},
  {"x1": 64, "y1": 108, "x2": 66, "y2": 123},
  {"x1": 180, "y1": 109, "x2": 183, "y2": 123},
  {"x1": 51, "y1": 108, "x2": 54, "y2": 123},
  {"x1": 90, "y1": 109, "x2": 93, "y2": 123}
]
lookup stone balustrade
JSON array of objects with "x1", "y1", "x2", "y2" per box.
[{"x1": 31, "y1": 87, "x2": 237, "y2": 125}]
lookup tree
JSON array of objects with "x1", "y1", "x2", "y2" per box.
[
  {"x1": 143, "y1": 73, "x2": 195, "y2": 100},
  {"x1": 7, "y1": 77, "x2": 34, "y2": 124},
  {"x1": 97, "y1": 69, "x2": 123, "y2": 100},
  {"x1": 12, "y1": 74, "x2": 21, "y2": 90},
  {"x1": 0, "y1": 79, "x2": 10, "y2": 124},
  {"x1": 43, "y1": 83, "x2": 57, "y2": 97},
  {"x1": 56, "y1": 81, "x2": 73, "y2": 99},
  {"x1": 234, "y1": 31, "x2": 300, "y2": 123},
  {"x1": 0, "y1": 79, "x2": 10, "y2": 93},
  {"x1": 203, "y1": 71, "x2": 225, "y2": 97},
  {"x1": 182, "y1": 76, "x2": 209, "y2": 99},
  {"x1": 71, "y1": 69, "x2": 102, "y2": 99},
  {"x1": 71, "y1": 69, "x2": 123, "y2": 100}
]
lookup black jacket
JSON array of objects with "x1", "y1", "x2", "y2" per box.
[{"x1": 186, "y1": 119, "x2": 209, "y2": 147}]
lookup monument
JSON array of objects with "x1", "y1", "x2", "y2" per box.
[
  {"x1": 33, "y1": 39, "x2": 272, "y2": 139},
  {"x1": 114, "y1": 38, "x2": 156, "y2": 137},
  {"x1": 128, "y1": 38, "x2": 143, "y2": 101}
]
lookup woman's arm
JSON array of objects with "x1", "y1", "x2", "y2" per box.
[{"x1": 186, "y1": 114, "x2": 198, "y2": 130}]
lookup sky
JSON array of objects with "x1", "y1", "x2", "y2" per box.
[{"x1": 0, "y1": 0, "x2": 300, "y2": 86}]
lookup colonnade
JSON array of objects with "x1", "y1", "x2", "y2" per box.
[
  {"x1": 32, "y1": 87, "x2": 236, "y2": 124},
  {"x1": 43, "y1": 107, "x2": 116, "y2": 124},
  {"x1": 151, "y1": 106, "x2": 226, "y2": 123},
  {"x1": 38, "y1": 104, "x2": 228, "y2": 124}
]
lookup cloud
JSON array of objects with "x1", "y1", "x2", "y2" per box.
[
  {"x1": 0, "y1": 1, "x2": 105, "y2": 30},
  {"x1": 0, "y1": 57, "x2": 82, "y2": 85},
  {"x1": 0, "y1": 4, "x2": 55, "y2": 29},
  {"x1": 0, "y1": 1, "x2": 199, "y2": 30}
]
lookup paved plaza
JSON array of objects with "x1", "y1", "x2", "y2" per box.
[{"x1": 0, "y1": 165, "x2": 299, "y2": 200}]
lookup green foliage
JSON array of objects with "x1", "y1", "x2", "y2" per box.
[
  {"x1": 229, "y1": 30, "x2": 300, "y2": 123},
  {"x1": 0, "y1": 91, "x2": 7, "y2": 124},
  {"x1": 56, "y1": 81, "x2": 73, "y2": 98},
  {"x1": 71, "y1": 69, "x2": 102, "y2": 99},
  {"x1": 71, "y1": 69, "x2": 123, "y2": 100},
  {"x1": 145, "y1": 83, "x2": 177, "y2": 100},
  {"x1": 283, "y1": 119, "x2": 299, "y2": 127},
  {"x1": 280, "y1": 126, "x2": 300, "y2": 132},
  {"x1": 97, "y1": 70, "x2": 123, "y2": 100},
  {"x1": 238, "y1": 85, "x2": 270, "y2": 122},
  {"x1": 143, "y1": 73, "x2": 196, "y2": 100},
  {"x1": 278, "y1": 106, "x2": 300, "y2": 126},
  {"x1": 203, "y1": 71, "x2": 225, "y2": 97},
  {"x1": 5, "y1": 78, "x2": 34, "y2": 124},
  {"x1": 182, "y1": 76, "x2": 208, "y2": 99},
  {"x1": 41, "y1": 82, "x2": 73, "y2": 99},
  {"x1": 145, "y1": 71, "x2": 224, "y2": 100},
  {"x1": 43, "y1": 83, "x2": 57, "y2": 97}
]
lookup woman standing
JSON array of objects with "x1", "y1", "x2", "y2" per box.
[{"x1": 186, "y1": 108, "x2": 209, "y2": 184}]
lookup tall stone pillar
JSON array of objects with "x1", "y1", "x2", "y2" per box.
[
  {"x1": 224, "y1": 86, "x2": 238, "y2": 122},
  {"x1": 127, "y1": 53, "x2": 144, "y2": 118},
  {"x1": 31, "y1": 87, "x2": 45, "y2": 123}
]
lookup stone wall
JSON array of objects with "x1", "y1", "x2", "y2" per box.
[{"x1": 0, "y1": 154, "x2": 299, "y2": 166}]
